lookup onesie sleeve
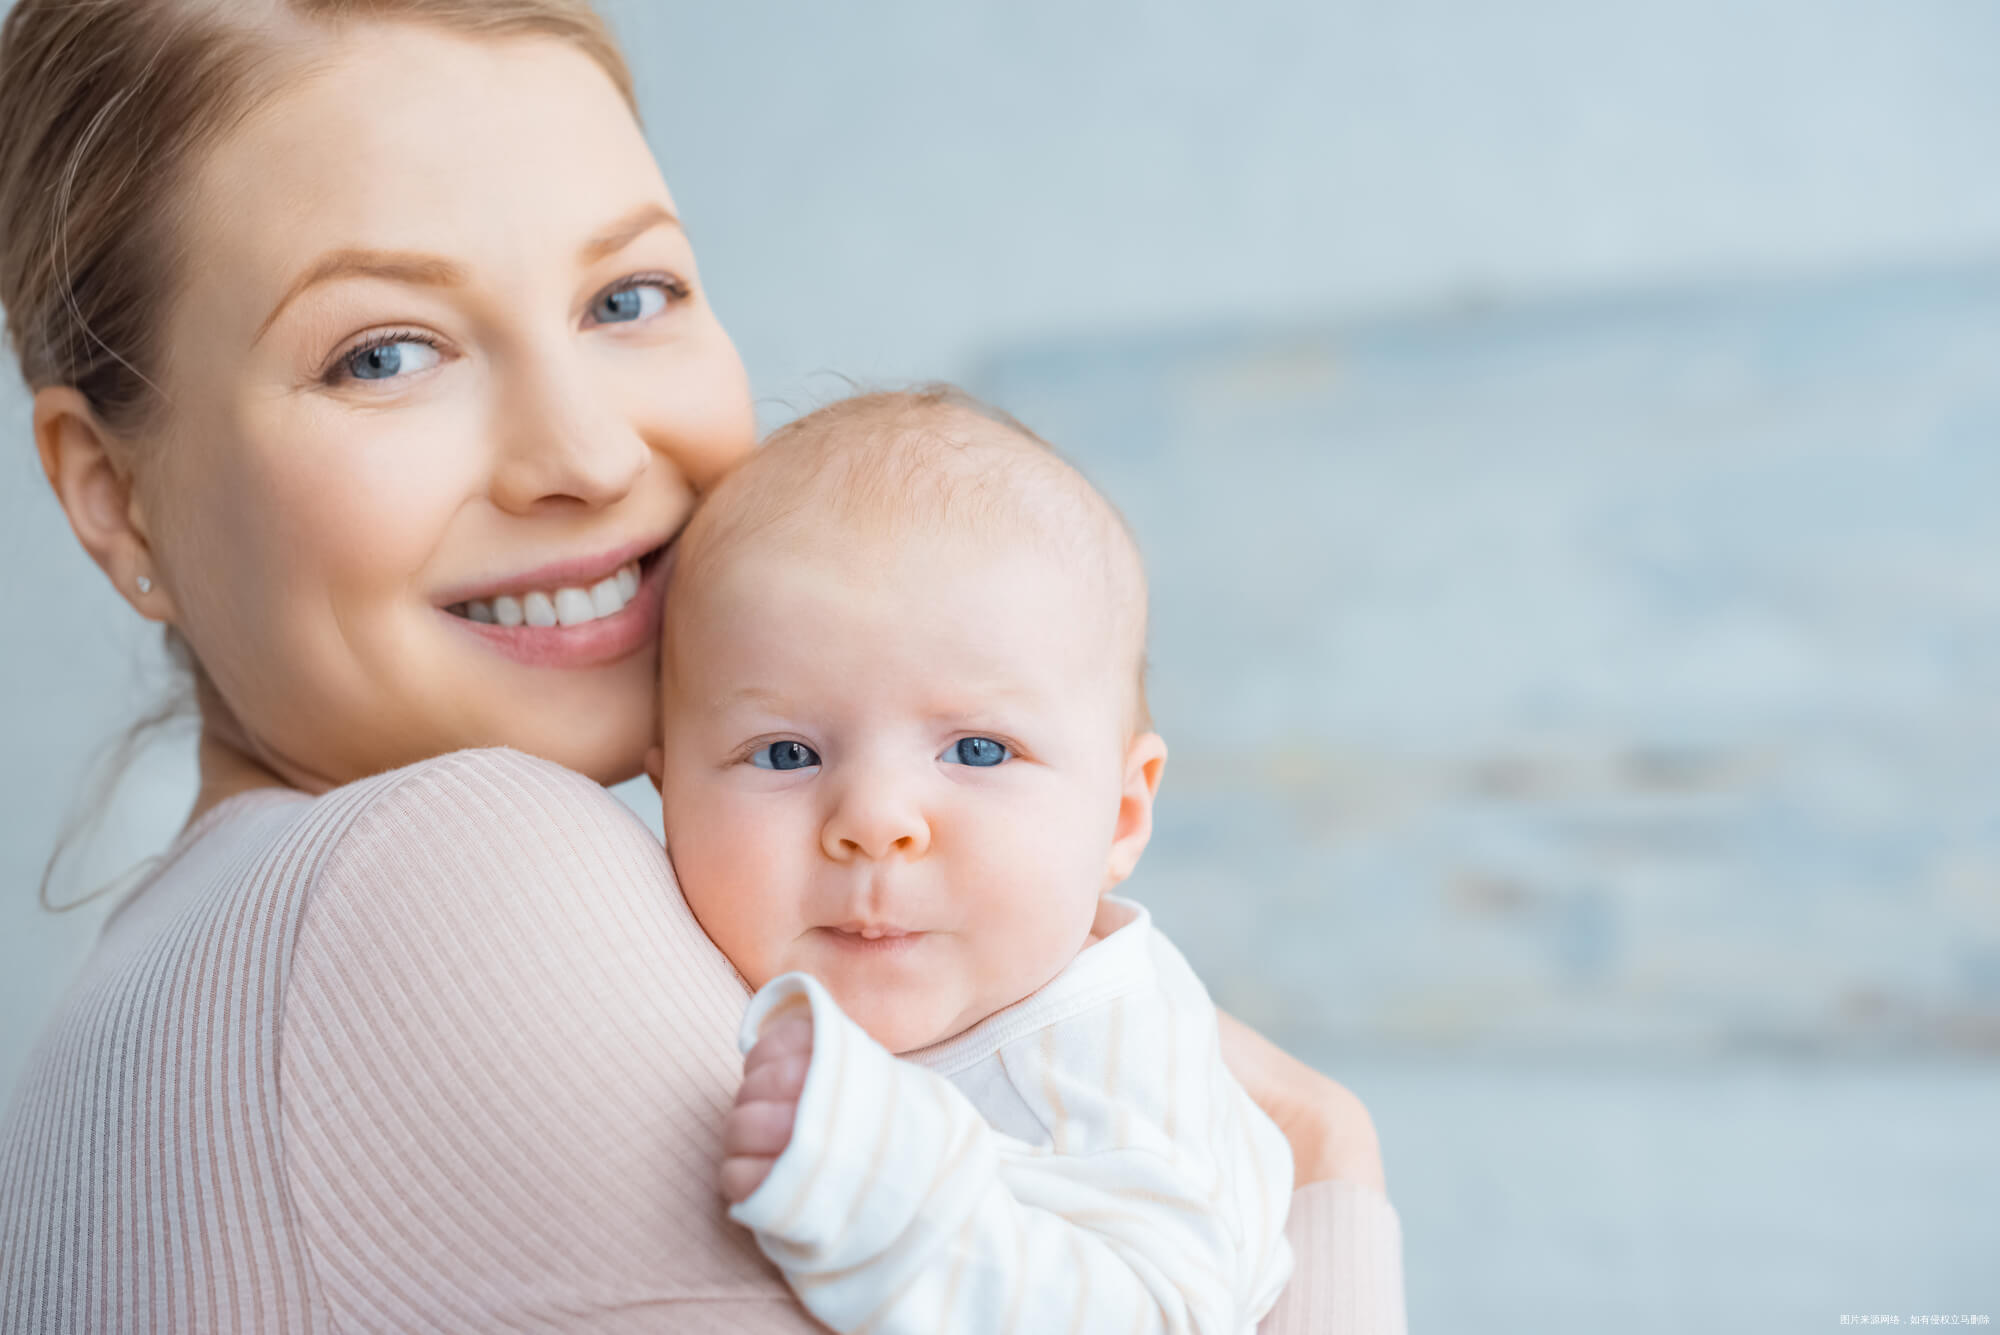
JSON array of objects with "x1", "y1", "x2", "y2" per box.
[
  {"x1": 731, "y1": 972, "x2": 1269, "y2": 1335},
  {"x1": 275, "y1": 749, "x2": 823, "y2": 1333}
]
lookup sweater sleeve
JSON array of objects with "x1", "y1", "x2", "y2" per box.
[
  {"x1": 1258, "y1": 1180, "x2": 1409, "y2": 1335},
  {"x1": 274, "y1": 749, "x2": 823, "y2": 1334}
]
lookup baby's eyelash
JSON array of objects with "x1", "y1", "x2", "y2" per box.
[
  {"x1": 733, "y1": 735, "x2": 809, "y2": 759},
  {"x1": 958, "y1": 731, "x2": 1026, "y2": 755}
]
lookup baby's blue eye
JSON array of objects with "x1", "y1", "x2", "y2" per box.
[
  {"x1": 750, "y1": 741, "x2": 820, "y2": 771},
  {"x1": 590, "y1": 282, "x2": 670, "y2": 325},
  {"x1": 943, "y1": 737, "x2": 1010, "y2": 767},
  {"x1": 344, "y1": 338, "x2": 440, "y2": 382}
]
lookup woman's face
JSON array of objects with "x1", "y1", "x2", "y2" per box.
[{"x1": 139, "y1": 24, "x2": 755, "y2": 789}]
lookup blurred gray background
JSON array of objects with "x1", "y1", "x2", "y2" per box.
[{"x1": 4, "y1": 1, "x2": 1997, "y2": 1328}]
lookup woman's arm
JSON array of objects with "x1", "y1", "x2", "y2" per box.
[
  {"x1": 1219, "y1": 1010, "x2": 1387, "y2": 1193},
  {"x1": 275, "y1": 749, "x2": 823, "y2": 1333},
  {"x1": 1223, "y1": 1011, "x2": 1409, "y2": 1335}
]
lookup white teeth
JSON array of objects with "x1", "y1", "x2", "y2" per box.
[
  {"x1": 457, "y1": 559, "x2": 643, "y2": 628},
  {"x1": 553, "y1": 587, "x2": 596, "y2": 625}
]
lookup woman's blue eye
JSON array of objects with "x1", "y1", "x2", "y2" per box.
[
  {"x1": 750, "y1": 740, "x2": 820, "y2": 771},
  {"x1": 590, "y1": 282, "x2": 670, "y2": 325},
  {"x1": 944, "y1": 737, "x2": 1010, "y2": 767},
  {"x1": 343, "y1": 338, "x2": 440, "y2": 382}
]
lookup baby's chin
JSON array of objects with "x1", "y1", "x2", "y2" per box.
[{"x1": 828, "y1": 983, "x2": 970, "y2": 1056}]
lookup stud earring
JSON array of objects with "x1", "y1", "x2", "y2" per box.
[{"x1": 136, "y1": 575, "x2": 153, "y2": 595}]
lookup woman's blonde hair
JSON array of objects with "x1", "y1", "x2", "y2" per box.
[{"x1": 0, "y1": 0, "x2": 636, "y2": 905}]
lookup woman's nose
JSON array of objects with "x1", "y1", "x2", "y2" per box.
[
  {"x1": 821, "y1": 772, "x2": 932, "y2": 863},
  {"x1": 488, "y1": 355, "x2": 649, "y2": 513}
]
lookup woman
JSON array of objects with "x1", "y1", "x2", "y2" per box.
[{"x1": 0, "y1": 1, "x2": 1405, "y2": 1330}]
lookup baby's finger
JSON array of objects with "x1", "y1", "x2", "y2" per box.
[
  {"x1": 719, "y1": 1153, "x2": 776, "y2": 1204},
  {"x1": 738, "y1": 1050, "x2": 809, "y2": 1105},
  {"x1": 748, "y1": 1013, "x2": 814, "y2": 1065},
  {"x1": 723, "y1": 1099, "x2": 799, "y2": 1158}
]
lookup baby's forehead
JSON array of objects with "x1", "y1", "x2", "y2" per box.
[
  {"x1": 810, "y1": 405, "x2": 1105, "y2": 539},
  {"x1": 682, "y1": 395, "x2": 1143, "y2": 611},
  {"x1": 665, "y1": 389, "x2": 1151, "y2": 719}
]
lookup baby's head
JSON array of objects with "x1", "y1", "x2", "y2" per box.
[{"x1": 649, "y1": 387, "x2": 1165, "y2": 1054}]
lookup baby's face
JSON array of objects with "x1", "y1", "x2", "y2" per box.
[{"x1": 656, "y1": 531, "x2": 1159, "y2": 1054}]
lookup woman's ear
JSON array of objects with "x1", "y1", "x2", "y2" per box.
[
  {"x1": 34, "y1": 385, "x2": 176, "y2": 623},
  {"x1": 1103, "y1": 731, "x2": 1168, "y2": 890}
]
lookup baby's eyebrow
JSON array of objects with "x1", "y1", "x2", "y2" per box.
[
  {"x1": 918, "y1": 684, "x2": 1047, "y2": 720},
  {"x1": 719, "y1": 685, "x2": 791, "y2": 711}
]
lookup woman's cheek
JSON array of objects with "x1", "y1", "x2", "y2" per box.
[{"x1": 630, "y1": 338, "x2": 757, "y2": 480}]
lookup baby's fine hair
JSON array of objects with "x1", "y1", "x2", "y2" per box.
[{"x1": 669, "y1": 385, "x2": 1153, "y2": 731}]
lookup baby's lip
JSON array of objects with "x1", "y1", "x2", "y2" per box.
[{"x1": 826, "y1": 922, "x2": 922, "y2": 941}]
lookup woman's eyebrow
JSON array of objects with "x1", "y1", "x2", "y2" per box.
[
  {"x1": 254, "y1": 251, "x2": 465, "y2": 344},
  {"x1": 578, "y1": 202, "x2": 682, "y2": 267},
  {"x1": 250, "y1": 205, "x2": 679, "y2": 346}
]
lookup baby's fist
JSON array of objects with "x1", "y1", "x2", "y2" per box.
[{"x1": 720, "y1": 1009, "x2": 813, "y2": 1204}]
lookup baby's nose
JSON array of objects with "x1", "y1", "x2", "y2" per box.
[{"x1": 820, "y1": 782, "x2": 931, "y2": 862}]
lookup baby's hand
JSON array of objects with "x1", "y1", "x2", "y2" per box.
[{"x1": 720, "y1": 1009, "x2": 813, "y2": 1204}]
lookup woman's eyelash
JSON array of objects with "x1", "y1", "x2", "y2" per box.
[
  {"x1": 624, "y1": 271, "x2": 688, "y2": 296},
  {"x1": 319, "y1": 271, "x2": 687, "y2": 385},
  {"x1": 592, "y1": 271, "x2": 690, "y2": 310},
  {"x1": 322, "y1": 329, "x2": 439, "y2": 385}
]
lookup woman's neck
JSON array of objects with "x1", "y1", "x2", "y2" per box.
[
  {"x1": 186, "y1": 679, "x2": 301, "y2": 828},
  {"x1": 188, "y1": 726, "x2": 292, "y2": 828}
]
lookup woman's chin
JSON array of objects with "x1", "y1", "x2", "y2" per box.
[
  {"x1": 511, "y1": 714, "x2": 653, "y2": 788},
  {"x1": 447, "y1": 666, "x2": 658, "y2": 787}
]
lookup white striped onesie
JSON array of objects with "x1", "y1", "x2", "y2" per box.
[{"x1": 728, "y1": 895, "x2": 1294, "y2": 1335}]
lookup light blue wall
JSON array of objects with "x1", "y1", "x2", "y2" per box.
[{"x1": 608, "y1": 0, "x2": 2000, "y2": 402}]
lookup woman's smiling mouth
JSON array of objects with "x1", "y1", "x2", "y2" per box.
[
  {"x1": 438, "y1": 539, "x2": 672, "y2": 669},
  {"x1": 446, "y1": 557, "x2": 642, "y2": 627}
]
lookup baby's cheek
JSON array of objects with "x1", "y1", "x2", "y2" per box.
[
  {"x1": 668, "y1": 802, "x2": 793, "y2": 982},
  {"x1": 690, "y1": 874, "x2": 785, "y2": 983}
]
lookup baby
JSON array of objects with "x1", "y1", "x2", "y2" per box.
[{"x1": 646, "y1": 388, "x2": 1293, "y2": 1333}]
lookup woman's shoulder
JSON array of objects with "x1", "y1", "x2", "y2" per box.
[
  {"x1": 277, "y1": 744, "x2": 727, "y2": 1056},
  {"x1": 271, "y1": 750, "x2": 785, "y2": 1320},
  {"x1": 324, "y1": 745, "x2": 641, "y2": 835},
  {"x1": 105, "y1": 745, "x2": 683, "y2": 1009},
  {"x1": 289, "y1": 745, "x2": 672, "y2": 934},
  {"x1": 270, "y1": 745, "x2": 645, "y2": 878},
  {"x1": 102, "y1": 749, "x2": 641, "y2": 947}
]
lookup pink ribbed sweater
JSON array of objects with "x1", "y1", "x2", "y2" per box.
[{"x1": 0, "y1": 749, "x2": 1406, "y2": 1333}]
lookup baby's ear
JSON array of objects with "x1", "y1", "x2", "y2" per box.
[
  {"x1": 1103, "y1": 732, "x2": 1168, "y2": 890},
  {"x1": 643, "y1": 745, "x2": 665, "y2": 794}
]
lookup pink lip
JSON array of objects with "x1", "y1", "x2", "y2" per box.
[
  {"x1": 434, "y1": 533, "x2": 667, "y2": 608},
  {"x1": 438, "y1": 539, "x2": 670, "y2": 670},
  {"x1": 819, "y1": 927, "x2": 928, "y2": 955}
]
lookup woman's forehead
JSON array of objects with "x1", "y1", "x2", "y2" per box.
[{"x1": 183, "y1": 24, "x2": 666, "y2": 317}]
